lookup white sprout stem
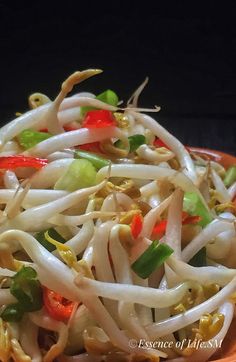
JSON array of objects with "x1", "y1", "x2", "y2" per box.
[
  {"x1": 136, "y1": 144, "x2": 175, "y2": 163},
  {"x1": 3, "y1": 170, "x2": 20, "y2": 189},
  {"x1": 182, "y1": 220, "x2": 236, "y2": 263},
  {"x1": 141, "y1": 194, "x2": 173, "y2": 238},
  {"x1": 92, "y1": 221, "x2": 118, "y2": 320},
  {"x1": 97, "y1": 164, "x2": 203, "y2": 202},
  {"x1": 128, "y1": 111, "x2": 197, "y2": 183},
  {"x1": 109, "y1": 224, "x2": 149, "y2": 340},
  {"x1": 57, "y1": 199, "x2": 95, "y2": 256},
  {"x1": 100, "y1": 192, "x2": 134, "y2": 212},
  {"x1": 58, "y1": 106, "x2": 81, "y2": 125},
  {"x1": 164, "y1": 189, "x2": 184, "y2": 288},
  {"x1": 127, "y1": 77, "x2": 149, "y2": 107},
  {"x1": 20, "y1": 316, "x2": 42, "y2": 362},
  {"x1": 0, "y1": 96, "x2": 118, "y2": 147},
  {"x1": 132, "y1": 274, "x2": 153, "y2": 326},
  {"x1": 167, "y1": 256, "x2": 236, "y2": 286},
  {"x1": 92, "y1": 221, "x2": 116, "y2": 283},
  {"x1": 228, "y1": 181, "x2": 236, "y2": 200},
  {"x1": 45, "y1": 70, "x2": 104, "y2": 134},
  {"x1": 0, "y1": 230, "x2": 79, "y2": 301},
  {"x1": 206, "y1": 230, "x2": 234, "y2": 260},
  {"x1": 140, "y1": 180, "x2": 159, "y2": 197},
  {"x1": 0, "y1": 103, "x2": 50, "y2": 147},
  {"x1": 0, "y1": 230, "x2": 147, "y2": 355},
  {"x1": 25, "y1": 127, "x2": 118, "y2": 157},
  {"x1": 75, "y1": 276, "x2": 194, "y2": 309},
  {"x1": 49, "y1": 211, "x2": 121, "y2": 227},
  {"x1": 165, "y1": 189, "x2": 183, "y2": 259},
  {"x1": 6, "y1": 181, "x2": 106, "y2": 232},
  {"x1": 211, "y1": 169, "x2": 231, "y2": 203},
  {"x1": 146, "y1": 276, "x2": 236, "y2": 339},
  {"x1": 0, "y1": 189, "x2": 68, "y2": 207},
  {"x1": 47, "y1": 151, "x2": 74, "y2": 162}
]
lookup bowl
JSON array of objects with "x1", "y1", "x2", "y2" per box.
[{"x1": 189, "y1": 147, "x2": 236, "y2": 362}]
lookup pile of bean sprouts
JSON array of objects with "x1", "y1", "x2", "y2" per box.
[{"x1": 0, "y1": 69, "x2": 235, "y2": 362}]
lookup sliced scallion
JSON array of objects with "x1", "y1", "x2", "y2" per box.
[{"x1": 131, "y1": 241, "x2": 174, "y2": 279}]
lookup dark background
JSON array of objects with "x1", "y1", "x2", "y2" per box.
[{"x1": 0, "y1": 2, "x2": 235, "y2": 154}]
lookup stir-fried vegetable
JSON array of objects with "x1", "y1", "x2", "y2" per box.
[
  {"x1": 18, "y1": 129, "x2": 52, "y2": 149},
  {"x1": 43, "y1": 287, "x2": 77, "y2": 322},
  {"x1": 183, "y1": 192, "x2": 213, "y2": 227},
  {"x1": 35, "y1": 228, "x2": 67, "y2": 252},
  {"x1": 224, "y1": 165, "x2": 236, "y2": 187},
  {"x1": 131, "y1": 241, "x2": 174, "y2": 279},
  {"x1": 0, "y1": 155, "x2": 48, "y2": 170},
  {"x1": 54, "y1": 159, "x2": 97, "y2": 191},
  {"x1": 0, "y1": 69, "x2": 235, "y2": 361},
  {"x1": 75, "y1": 150, "x2": 110, "y2": 170}
]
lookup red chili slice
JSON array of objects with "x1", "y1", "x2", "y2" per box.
[
  {"x1": 130, "y1": 214, "x2": 143, "y2": 239},
  {"x1": 0, "y1": 155, "x2": 48, "y2": 170},
  {"x1": 43, "y1": 287, "x2": 77, "y2": 322},
  {"x1": 153, "y1": 138, "x2": 170, "y2": 149},
  {"x1": 82, "y1": 110, "x2": 117, "y2": 128}
]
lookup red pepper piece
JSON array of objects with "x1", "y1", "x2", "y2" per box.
[
  {"x1": 43, "y1": 287, "x2": 77, "y2": 322},
  {"x1": 82, "y1": 110, "x2": 117, "y2": 129},
  {"x1": 76, "y1": 142, "x2": 103, "y2": 153},
  {"x1": 0, "y1": 155, "x2": 48, "y2": 170},
  {"x1": 152, "y1": 212, "x2": 201, "y2": 238},
  {"x1": 151, "y1": 220, "x2": 168, "y2": 238},
  {"x1": 130, "y1": 214, "x2": 143, "y2": 239},
  {"x1": 153, "y1": 138, "x2": 170, "y2": 149}
]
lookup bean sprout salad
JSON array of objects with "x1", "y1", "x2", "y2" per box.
[{"x1": 0, "y1": 69, "x2": 236, "y2": 362}]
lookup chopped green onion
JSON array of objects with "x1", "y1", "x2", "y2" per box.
[
  {"x1": 189, "y1": 247, "x2": 207, "y2": 267},
  {"x1": 10, "y1": 266, "x2": 43, "y2": 312},
  {"x1": 18, "y1": 129, "x2": 52, "y2": 149},
  {"x1": 54, "y1": 159, "x2": 97, "y2": 191},
  {"x1": 81, "y1": 89, "x2": 119, "y2": 116},
  {"x1": 131, "y1": 241, "x2": 174, "y2": 279},
  {"x1": 128, "y1": 135, "x2": 146, "y2": 152},
  {"x1": 96, "y1": 89, "x2": 118, "y2": 107},
  {"x1": 75, "y1": 150, "x2": 110, "y2": 170},
  {"x1": 35, "y1": 228, "x2": 66, "y2": 252},
  {"x1": 183, "y1": 192, "x2": 212, "y2": 227},
  {"x1": 224, "y1": 165, "x2": 236, "y2": 188},
  {"x1": 115, "y1": 134, "x2": 146, "y2": 153},
  {"x1": 1, "y1": 266, "x2": 43, "y2": 322},
  {"x1": 1, "y1": 303, "x2": 24, "y2": 322}
]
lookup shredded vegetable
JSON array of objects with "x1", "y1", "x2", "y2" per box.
[{"x1": 0, "y1": 69, "x2": 235, "y2": 362}]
